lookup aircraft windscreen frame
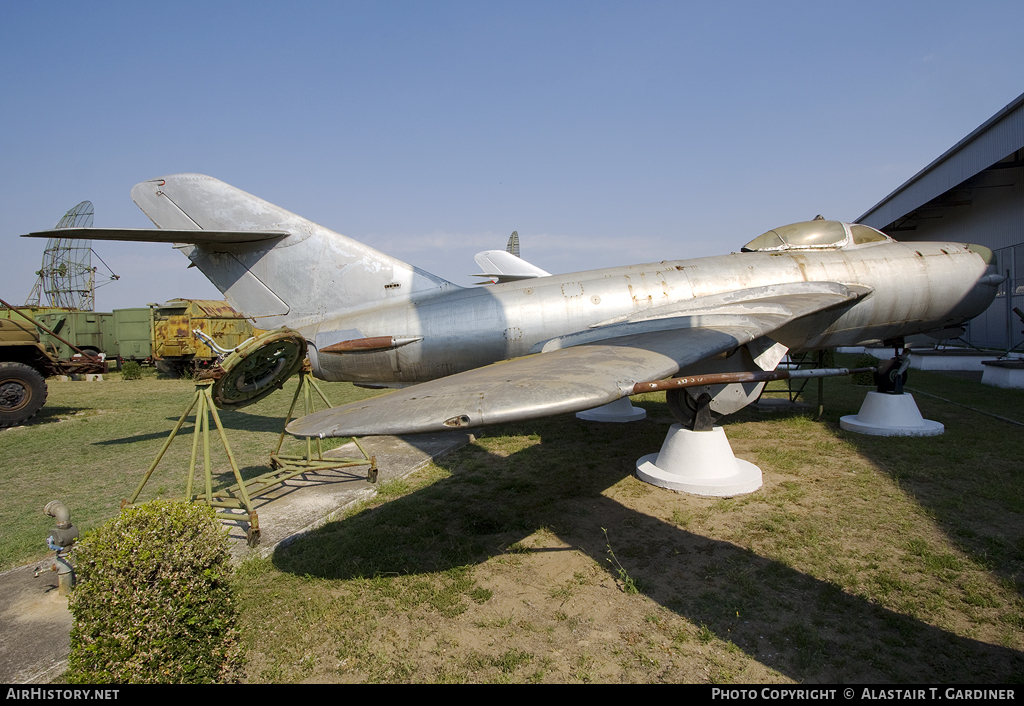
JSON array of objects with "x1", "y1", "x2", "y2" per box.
[{"x1": 741, "y1": 220, "x2": 891, "y2": 252}]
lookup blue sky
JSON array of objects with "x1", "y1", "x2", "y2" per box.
[{"x1": 3, "y1": 1, "x2": 1024, "y2": 310}]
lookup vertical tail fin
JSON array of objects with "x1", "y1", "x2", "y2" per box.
[{"x1": 131, "y1": 174, "x2": 453, "y2": 328}]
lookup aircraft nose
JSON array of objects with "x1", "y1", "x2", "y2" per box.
[
  {"x1": 966, "y1": 243, "x2": 1005, "y2": 287},
  {"x1": 950, "y1": 244, "x2": 1004, "y2": 323},
  {"x1": 966, "y1": 243, "x2": 996, "y2": 265}
]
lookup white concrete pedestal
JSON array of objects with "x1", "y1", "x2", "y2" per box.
[
  {"x1": 981, "y1": 361, "x2": 1024, "y2": 390},
  {"x1": 839, "y1": 391, "x2": 943, "y2": 436},
  {"x1": 636, "y1": 424, "x2": 762, "y2": 497},
  {"x1": 576, "y1": 396, "x2": 646, "y2": 422}
]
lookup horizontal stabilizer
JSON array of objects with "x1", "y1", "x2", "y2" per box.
[
  {"x1": 22, "y1": 227, "x2": 289, "y2": 244},
  {"x1": 473, "y1": 250, "x2": 551, "y2": 284}
]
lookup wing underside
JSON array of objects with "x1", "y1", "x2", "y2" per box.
[
  {"x1": 289, "y1": 326, "x2": 747, "y2": 437},
  {"x1": 288, "y1": 281, "x2": 868, "y2": 437}
]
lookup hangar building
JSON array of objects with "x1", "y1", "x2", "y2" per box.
[{"x1": 858, "y1": 91, "x2": 1024, "y2": 353}]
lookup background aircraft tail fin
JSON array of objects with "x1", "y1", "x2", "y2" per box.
[
  {"x1": 130, "y1": 174, "x2": 453, "y2": 328},
  {"x1": 506, "y1": 230, "x2": 520, "y2": 257}
]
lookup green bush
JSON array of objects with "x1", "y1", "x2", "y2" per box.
[
  {"x1": 121, "y1": 360, "x2": 142, "y2": 380},
  {"x1": 851, "y1": 353, "x2": 880, "y2": 386},
  {"x1": 65, "y1": 501, "x2": 242, "y2": 683}
]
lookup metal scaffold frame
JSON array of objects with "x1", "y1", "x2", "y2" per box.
[{"x1": 124, "y1": 366, "x2": 376, "y2": 547}]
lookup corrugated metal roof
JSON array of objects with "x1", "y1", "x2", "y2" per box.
[{"x1": 859, "y1": 91, "x2": 1024, "y2": 228}]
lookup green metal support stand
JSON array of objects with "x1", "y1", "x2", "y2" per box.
[
  {"x1": 125, "y1": 368, "x2": 376, "y2": 548},
  {"x1": 270, "y1": 364, "x2": 378, "y2": 483}
]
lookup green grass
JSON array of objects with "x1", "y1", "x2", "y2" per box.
[
  {"x1": 0, "y1": 369, "x2": 382, "y2": 571},
  {"x1": 4, "y1": 362, "x2": 1024, "y2": 682}
]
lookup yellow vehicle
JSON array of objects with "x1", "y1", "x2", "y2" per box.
[{"x1": 151, "y1": 299, "x2": 262, "y2": 376}]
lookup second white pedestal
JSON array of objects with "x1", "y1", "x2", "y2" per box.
[{"x1": 839, "y1": 391, "x2": 943, "y2": 436}]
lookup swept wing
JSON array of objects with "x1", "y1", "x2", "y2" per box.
[{"x1": 287, "y1": 281, "x2": 868, "y2": 437}]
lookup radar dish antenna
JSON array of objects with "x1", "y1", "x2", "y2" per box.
[{"x1": 24, "y1": 201, "x2": 119, "y2": 311}]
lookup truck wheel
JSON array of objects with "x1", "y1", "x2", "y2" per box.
[
  {"x1": 155, "y1": 360, "x2": 181, "y2": 378},
  {"x1": 0, "y1": 362, "x2": 48, "y2": 428}
]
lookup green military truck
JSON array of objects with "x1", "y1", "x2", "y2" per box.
[
  {"x1": 111, "y1": 307, "x2": 153, "y2": 364},
  {"x1": 23, "y1": 307, "x2": 114, "y2": 359},
  {"x1": 0, "y1": 306, "x2": 108, "y2": 429},
  {"x1": 0, "y1": 317, "x2": 62, "y2": 428},
  {"x1": 1, "y1": 301, "x2": 256, "y2": 373}
]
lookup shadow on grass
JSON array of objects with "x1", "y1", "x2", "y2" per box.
[
  {"x1": 23, "y1": 405, "x2": 89, "y2": 426},
  {"x1": 270, "y1": 407, "x2": 1024, "y2": 683},
  {"x1": 94, "y1": 409, "x2": 293, "y2": 445}
]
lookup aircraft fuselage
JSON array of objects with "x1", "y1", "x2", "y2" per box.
[{"x1": 305, "y1": 240, "x2": 997, "y2": 385}]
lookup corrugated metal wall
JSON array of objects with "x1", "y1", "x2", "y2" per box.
[
  {"x1": 965, "y1": 243, "x2": 1024, "y2": 351},
  {"x1": 892, "y1": 166, "x2": 1024, "y2": 251},
  {"x1": 885, "y1": 170, "x2": 1024, "y2": 350},
  {"x1": 858, "y1": 92, "x2": 1024, "y2": 351},
  {"x1": 860, "y1": 93, "x2": 1024, "y2": 231}
]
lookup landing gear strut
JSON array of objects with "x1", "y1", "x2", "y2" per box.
[
  {"x1": 665, "y1": 389, "x2": 717, "y2": 431},
  {"x1": 875, "y1": 349, "x2": 911, "y2": 394}
]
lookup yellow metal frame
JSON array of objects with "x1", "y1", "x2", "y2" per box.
[
  {"x1": 270, "y1": 367, "x2": 378, "y2": 483},
  {"x1": 125, "y1": 369, "x2": 376, "y2": 547}
]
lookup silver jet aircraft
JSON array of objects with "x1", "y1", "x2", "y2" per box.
[{"x1": 24, "y1": 174, "x2": 1003, "y2": 437}]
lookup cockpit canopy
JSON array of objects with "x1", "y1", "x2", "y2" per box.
[{"x1": 741, "y1": 219, "x2": 892, "y2": 252}]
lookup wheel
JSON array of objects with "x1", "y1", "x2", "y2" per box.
[
  {"x1": 874, "y1": 357, "x2": 908, "y2": 393},
  {"x1": 0, "y1": 362, "x2": 48, "y2": 428},
  {"x1": 665, "y1": 387, "x2": 695, "y2": 425},
  {"x1": 666, "y1": 387, "x2": 718, "y2": 429},
  {"x1": 210, "y1": 329, "x2": 307, "y2": 409},
  {"x1": 155, "y1": 359, "x2": 186, "y2": 378}
]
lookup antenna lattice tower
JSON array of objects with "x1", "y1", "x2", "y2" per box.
[{"x1": 24, "y1": 201, "x2": 118, "y2": 311}]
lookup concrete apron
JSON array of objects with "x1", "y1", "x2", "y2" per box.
[{"x1": 227, "y1": 432, "x2": 474, "y2": 561}]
